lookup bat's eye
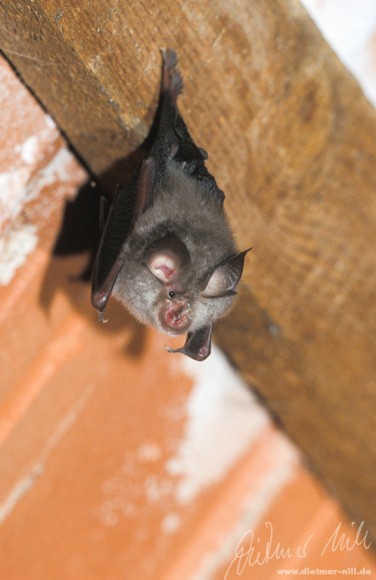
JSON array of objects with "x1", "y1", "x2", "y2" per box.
[{"x1": 168, "y1": 291, "x2": 176, "y2": 298}]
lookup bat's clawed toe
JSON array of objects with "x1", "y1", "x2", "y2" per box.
[{"x1": 161, "y1": 48, "x2": 184, "y2": 100}]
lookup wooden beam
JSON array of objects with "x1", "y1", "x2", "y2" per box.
[{"x1": 1, "y1": 0, "x2": 376, "y2": 541}]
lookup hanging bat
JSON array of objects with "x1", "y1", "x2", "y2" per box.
[{"x1": 91, "y1": 49, "x2": 250, "y2": 361}]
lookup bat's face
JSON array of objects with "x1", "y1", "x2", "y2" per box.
[
  {"x1": 112, "y1": 231, "x2": 248, "y2": 360},
  {"x1": 144, "y1": 233, "x2": 248, "y2": 336}
]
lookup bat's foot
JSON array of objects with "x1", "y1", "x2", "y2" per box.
[{"x1": 160, "y1": 48, "x2": 183, "y2": 101}]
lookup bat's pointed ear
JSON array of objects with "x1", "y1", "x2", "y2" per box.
[
  {"x1": 201, "y1": 248, "x2": 251, "y2": 298},
  {"x1": 167, "y1": 324, "x2": 212, "y2": 361},
  {"x1": 145, "y1": 234, "x2": 190, "y2": 285}
]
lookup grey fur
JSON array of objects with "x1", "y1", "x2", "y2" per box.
[{"x1": 113, "y1": 160, "x2": 237, "y2": 334}]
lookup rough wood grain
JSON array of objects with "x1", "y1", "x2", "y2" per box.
[{"x1": 1, "y1": 0, "x2": 376, "y2": 541}]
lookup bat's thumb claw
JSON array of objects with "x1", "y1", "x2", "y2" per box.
[
  {"x1": 98, "y1": 311, "x2": 109, "y2": 324},
  {"x1": 166, "y1": 345, "x2": 178, "y2": 354}
]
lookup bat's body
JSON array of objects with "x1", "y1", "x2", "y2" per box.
[{"x1": 92, "y1": 50, "x2": 249, "y2": 360}]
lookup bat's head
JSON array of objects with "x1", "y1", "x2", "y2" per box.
[{"x1": 145, "y1": 233, "x2": 250, "y2": 355}]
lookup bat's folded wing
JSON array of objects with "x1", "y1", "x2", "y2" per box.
[
  {"x1": 167, "y1": 324, "x2": 213, "y2": 361},
  {"x1": 91, "y1": 159, "x2": 155, "y2": 318}
]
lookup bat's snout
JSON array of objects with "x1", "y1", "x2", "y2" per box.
[{"x1": 160, "y1": 301, "x2": 191, "y2": 334}]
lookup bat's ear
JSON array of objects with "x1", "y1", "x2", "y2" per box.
[
  {"x1": 145, "y1": 234, "x2": 190, "y2": 285},
  {"x1": 201, "y1": 248, "x2": 251, "y2": 298},
  {"x1": 167, "y1": 324, "x2": 213, "y2": 361}
]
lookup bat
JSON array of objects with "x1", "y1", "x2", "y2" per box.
[{"x1": 91, "y1": 49, "x2": 250, "y2": 361}]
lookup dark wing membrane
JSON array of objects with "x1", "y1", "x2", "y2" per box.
[
  {"x1": 91, "y1": 178, "x2": 138, "y2": 314},
  {"x1": 153, "y1": 50, "x2": 225, "y2": 205},
  {"x1": 174, "y1": 112, "x2": 225, "y2": 205},
  {"x1": 167, "y1": 324, "x2": 213, "y2": 361}
]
